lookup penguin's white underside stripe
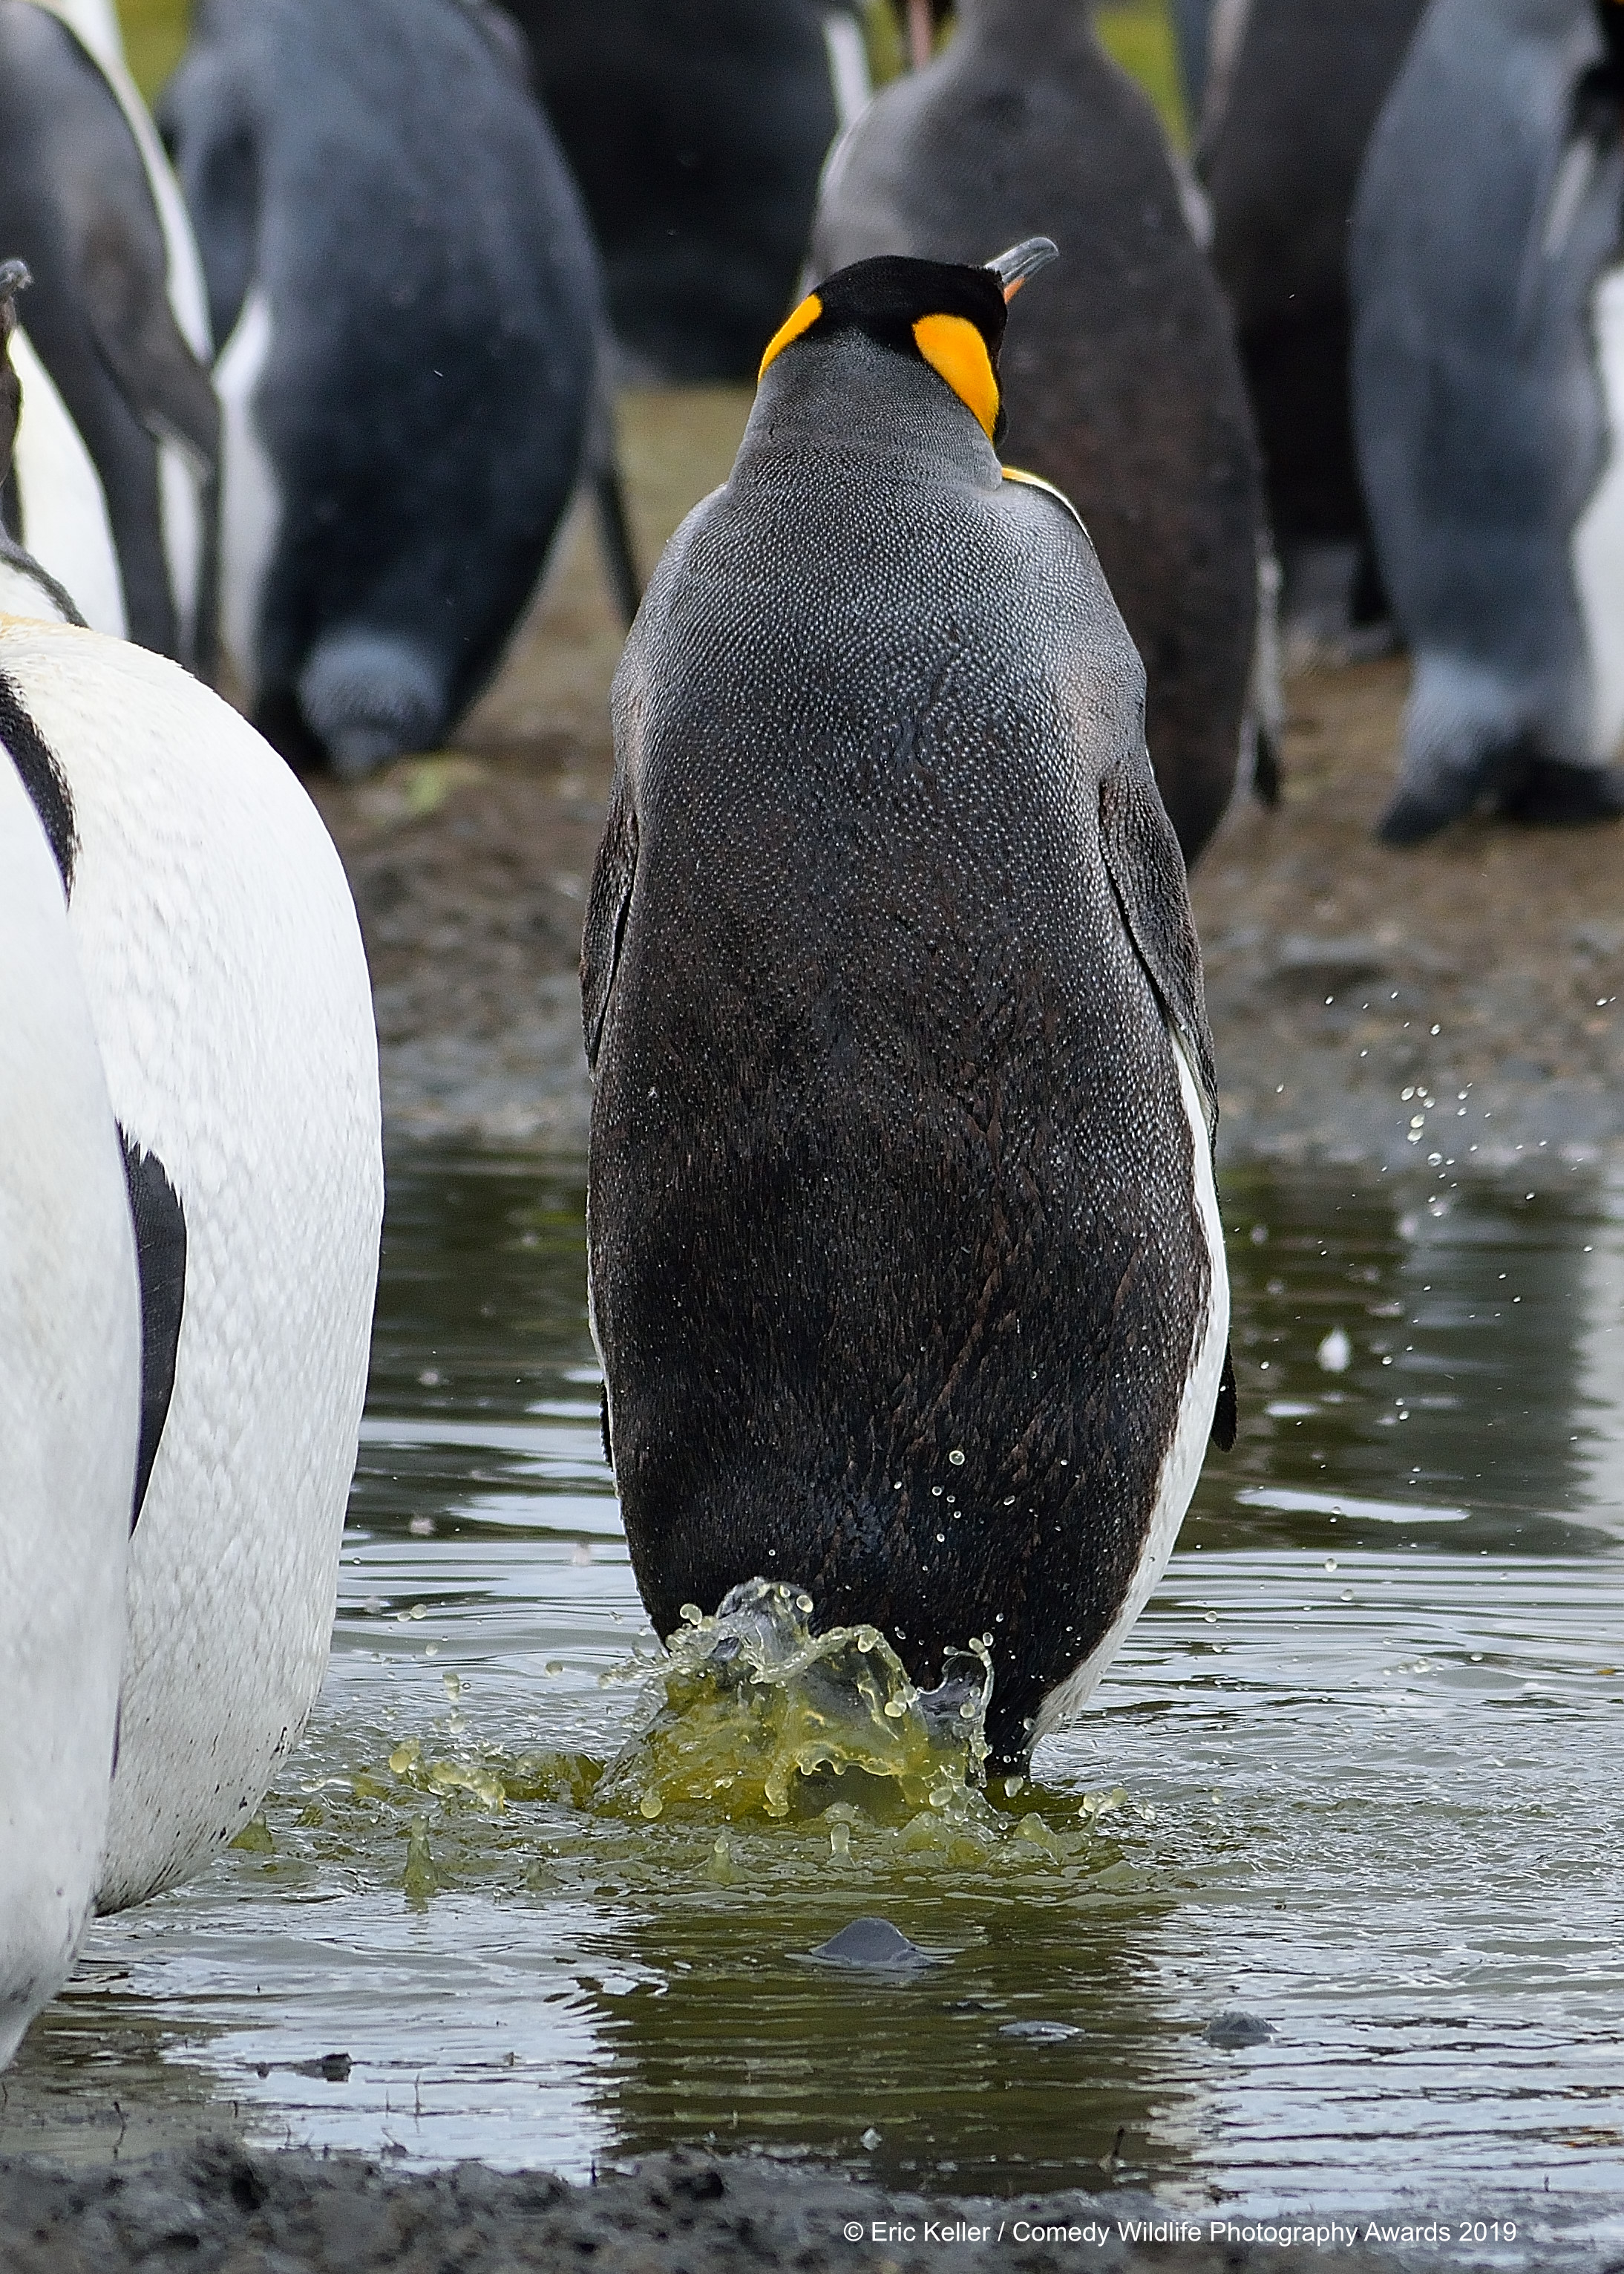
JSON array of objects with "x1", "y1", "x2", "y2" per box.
[
  {"x1": 1573, "y1": 265, "x2": 1624, "y2": 762},
  {"x1": 1033, "y1": 1032, "x2": 1229, "y2": 1741}
]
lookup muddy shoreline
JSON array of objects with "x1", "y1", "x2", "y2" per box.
[
  {"x1": 308, "y1": 388, "x2": 1624, "y2": 1183},
  {"x1": 1, "y1": 2138, "x2": 1599, "y2": 2273}
]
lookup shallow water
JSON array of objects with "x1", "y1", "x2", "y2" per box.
[{"x1": 7, "y1": 1148, "x2": 1623, "y2": 2246}]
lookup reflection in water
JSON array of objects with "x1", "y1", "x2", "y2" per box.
[{"x1": 3, "y1": 1147, "x2": 1621, "y2": 2241}]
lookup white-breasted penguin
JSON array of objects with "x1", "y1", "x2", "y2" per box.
[
  {"x1": 583, "y1": 245, "x2": 1235, "y2": 1774},
  {"x1": 0, "y1": 0, "x2": 218, "y2": 670},
  {"x1": 161, "y1": 0, "x2": 610, "y2": 777},
  {"x1": 1352, "y1": 0, "x2": 1624, "y2": 839},
  {"x1": 808, "y1": 0, "x2": 1267, "y2": 866},
  {"x1": 0, "y1": 272, "x2": 383, "y2": 1910},
  {"x1": 0, "y1": 743, "x2": 139, "y2": 2068}
]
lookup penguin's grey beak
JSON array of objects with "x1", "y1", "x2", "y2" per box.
[{"x1": 984, "y1": 238, "x2": 1059, "y2": 302}]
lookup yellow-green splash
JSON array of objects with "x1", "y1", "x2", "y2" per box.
[
  {"x1": 265, "y1": 1587, "x2": 1141, "y2": 1904},
  {"x1": 595, "y1": 1578, "x2": 993, "y2": 1826}
]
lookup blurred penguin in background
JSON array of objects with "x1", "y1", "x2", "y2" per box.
[
  {"x1": 810, "y1": 0, "x2": 1266, "y2": 866},
  {"x1": 0, "y1": 0, "x2": 218, "y2": 670},
  {"x1": 1191, "y1": 0, "x2": 1429, "y2": 650},
  {"x1": 1352, "y1": 0, "x2": 1624, "y2": 842},
  {"x1": 503, "y1": 0, "x2": 871, "y2": 382},
  {"x1": 163, "y1": 0, "x2": 610, "y2": 777}
]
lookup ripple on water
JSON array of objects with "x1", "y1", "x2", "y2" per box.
[{"x1": 6, "y1": 1149, "x2": 1623, "y2": 2247}]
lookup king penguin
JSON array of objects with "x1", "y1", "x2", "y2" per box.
[
  {"x1": 808, "y1": 0, "x2": 1266, "y2": 866},
  {"x1": 1352, "y1": 0, "x2": 1624, "y2": 839},
  {"x1": 583, "y1": 244, "x2": 1235, "y2": 1774},
  {"x1": 0, "y1": 743, "x2": 139, "y2": 2068},
  {"x1": 0, "y1": 0, "x2": 218, "y2": 671},
  {"x1": 1194, "y1": 0, "x2": 1430, "y2": 647},
  {"x1": 161, "y1": 0, "x2": 610, "y2": 777},
  {"x1": 0, "y1": 269, "x2": 384, "y2": 1911}
]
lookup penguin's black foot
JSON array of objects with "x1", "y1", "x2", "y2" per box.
[
  {"x1": 1375, "y1": 787, "x2": 1470, "y2": 846},
  {"x1": 1499, "y1": 759, "x2": 1624, "y2": 828}
]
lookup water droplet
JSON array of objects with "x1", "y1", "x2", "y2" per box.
[
  {"x1": 948, "y1": 1448, "x2": 966, "y2": 1466},
  {"x1": 1317, "y1": 1327, "x2": 1352, "y2": 1373}
]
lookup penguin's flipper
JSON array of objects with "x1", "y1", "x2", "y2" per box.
[
  {"x1": 1211, "y1": 1342, "x2": 1237, "y2": 1451},
  {"x1": 581, "y1": 791, "x2": 639, "y2": 1070},
  {"x1": 119, "y1": 1134, "x2": 187, "y2": 1529},
  {"x1": 1097, "y1": 750, "x2": 1219, "y2": 1125},
  {"x1": 80, "y1": 206, "x2": 220, "y2": 475}
]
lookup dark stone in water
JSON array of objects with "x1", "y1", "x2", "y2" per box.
[
  {"x1": 998, "y1": 2019, "x2": 1081, "y2": 2042},
  {"x1": 291, "y1": 2051, "x2": 353, "y2": 2082},
  {"x1": 804, "y1": 1917, "x2": 930, "y2": 1970},
  {"x1": 1205, "y1": 2010, "x2": 1274, "y2": 2048}
]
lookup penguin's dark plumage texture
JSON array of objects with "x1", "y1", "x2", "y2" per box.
[
  {"x1": 583, "y1": 252, "x2": 1231, "y2": 1774},
  {"x1": 1352, "y1": 0, "x2": 1624, "y2": 840},
  {"x1": 1198, "y1": 0, "x2": 1429, "y2": 636},
  {"x1": 162, "y1": 0, "x2": 604, "y2": 776},
  {"x1": 502, "y1": 0, "x2": 860, "y2": 382},
  {"x1": 0, "y1": 1, "x2": 218, "y2": 669},
  {"x1": 809, "y1": 0, "x2": 1263, "y2": 868}
]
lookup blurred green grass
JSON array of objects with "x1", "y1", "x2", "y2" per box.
[
  {"x1": 116, "y1": 0, "x2": 186, "y2": 98},
  {"x1": 119, "y1": 0, "x2": 1186, "y2": 146}
]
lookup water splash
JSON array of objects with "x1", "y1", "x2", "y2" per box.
[{"x1": 594, "y1": 1577, "x2": 994, "y2": 1829}]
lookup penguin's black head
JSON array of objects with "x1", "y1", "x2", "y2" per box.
[{"x1": 758, "y1": 238, "x2": 1058, "y2": 451}]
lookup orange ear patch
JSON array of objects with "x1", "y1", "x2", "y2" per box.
[
  {"x1": 758, "y1": 293, "x2": 824, "y2": 380},
  {"x1": 912, "y1": 312, "x2": 1000, "y2": 439}
]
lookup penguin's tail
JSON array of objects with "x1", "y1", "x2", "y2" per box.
[
  {"x1": 582, "y1": 362, "x2": 641, "y2": 631},
  {"x1": 297, "y1": 629, "x2": 446, "y2": 780},
  {"x1": 592, "y1": 459, "x2": 642, "y2": 631}
]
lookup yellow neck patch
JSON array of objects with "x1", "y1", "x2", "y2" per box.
[
  {"x1": 759, "y1": 293, "x2": 823, "y2": 381},
  {"x1": 912, "y1": 312, "x2": 1000, "y2": 440}
]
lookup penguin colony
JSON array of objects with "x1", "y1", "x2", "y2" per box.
[{"x1": 4, "y1": 0, "x2": 1624, "y2": 2065}]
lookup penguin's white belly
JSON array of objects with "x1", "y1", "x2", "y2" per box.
[
  {"x1": 0, "y1": 620, "x2": 382, "y2": 1912},
  {"x1": 1574, "y1": 265, "x2": 1624, "y2": 763},
  {"x1": 0, "y1": 753, "x2": 139, "y2": 2065},
  {"x1": 1033, "y1": 1033, "x2": 1230, "y2": 1743},
  {"x1": 822, "y1": 10, "x2": 872, "y2": 131},
  {"x1": 9, "y1": 327, "x2": 125, "y2": 637},
  {"x1": 215, "y1": 290, "x2": 281, "y2": 699}
]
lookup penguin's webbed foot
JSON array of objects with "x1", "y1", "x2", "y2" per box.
[{"x1": 1497, "y1": 759, "x2": 1624, "y2": 829}]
